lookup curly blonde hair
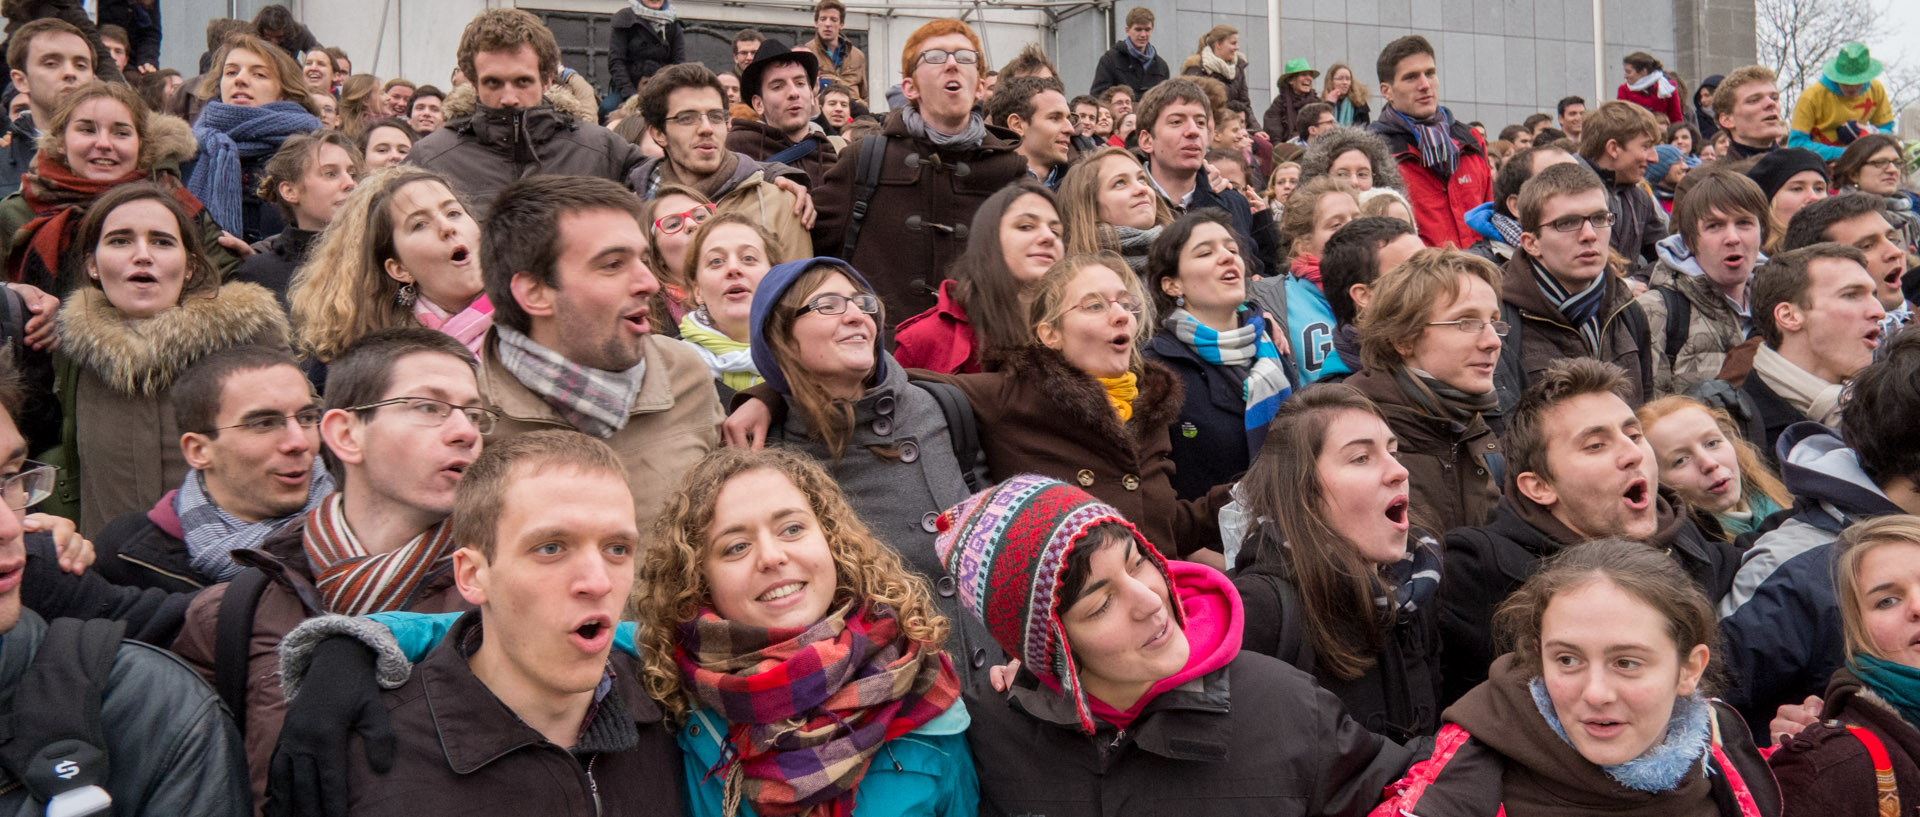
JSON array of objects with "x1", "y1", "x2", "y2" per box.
[
  {"x1": 288, "y1": 167, "x2": 471, "y2": 361},
  {"x1": 637, "y1": 447, "x2": 950, "y2": 723}
]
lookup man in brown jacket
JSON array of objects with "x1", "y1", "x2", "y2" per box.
[
  {"x1": 171, "y1": 328, "x2": 491, "y2": 808},
  {"x1": 803, "y1": 0, "x2": 866, "y2": 102},
  {"x1": 810, "y1": 18, "x2": 1027, "y2": 322},
  {"x1": 728, "y1": 38, "x2": 838, "y2": 188},
  {"x1": 477, "y1": 175, "x2": 721, "y2": 534},
  {"x1": 326, "y1": 430, "x2": 684, "y2": 816}
]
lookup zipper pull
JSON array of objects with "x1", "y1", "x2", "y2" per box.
[{"x1": 586, "y1": 753, "x2": 602, "y2": 816}]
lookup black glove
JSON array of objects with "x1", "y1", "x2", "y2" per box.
[{"x1": 264, "y1": 637, "x2": 394, "y2": 817}]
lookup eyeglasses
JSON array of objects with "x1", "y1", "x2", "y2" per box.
[
  {"x1": 796, "y1": 292, "x2": 880, "y2": 317},
  {"x1": 1863, "y1": 158, "x2": 1902, "y2": 171},
  {"x1": 1075, "y1": 295, "x2": 1144, "y2": 316},
  {"x1": 653, "y1": 203, "x2": 715, "y2": 235},
  {"x1": 915, "y1": 48, "x2": 980, "y2": 67},
  {"x1": 1, "y1": 462, "x2": 55, "y2": 512},
  {"x1": 1427, "y1": 318, "x2": 1511, "y2": 336},
  {"x1": 345, "y1": 397, "x2": 501, "y2": 435},
  {"x1": 665, "y1": 109, "x2": 729, "y2": 128},
  {"x1": 204, "y1": 408, "x2": 323, "y2": 437},
  {"x1": 1542, "y1": 212, "x2": 1617, "y2": 233}
]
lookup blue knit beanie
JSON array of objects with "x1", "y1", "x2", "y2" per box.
[
  {"x1": 748, "y1": 256, "x2": 881, "y2": 395},
  {"x1": 1647, "y1": 144, "x2": 1685, "y2": 186}
]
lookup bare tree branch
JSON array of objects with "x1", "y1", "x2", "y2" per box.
[{"x1": 1758, "y1": 0, "x2": 1887, "y2": 110}]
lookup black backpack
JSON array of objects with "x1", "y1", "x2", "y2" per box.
[
  {"x1": 838, "y1": 133, "x2": 888, "y2": 262},
  {"x1": 0, "y1": 617, "x2": 125, "y2": 816}
]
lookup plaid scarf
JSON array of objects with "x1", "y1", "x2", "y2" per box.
[
  {"x1": 1386, "y1": 105, "x2": 1461, "y2": 177},
  {"x1": 301, "y1": 494, "x2": 459, "y2": 616},
  {"x1": 1530, "y1": 259, "x2": 1609, "y2": 354},
  {"x1": 1164, "y1": 306, "x2": 1291, "y2": 453},
  {"x1": 1373, "y1": 530, "x2": 1442, "y2": 616},
  {"x1": 9, "y1": 150, "x2": 203, "y2": 285},
  {"x1": 494, "y1": 325, "x2": 646, "y2": 439},
  {"x1": 676, "y1": 601, "x2": 960, "y2": 817},
  {"x1": 1490, "y1": 210, "x2": 1525, "y2": 247},
  {"x1": 178, "y1": 460, "x2": 334, "y2": 582}
]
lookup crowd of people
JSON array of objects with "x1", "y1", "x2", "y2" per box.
[{"x1": 0, "y1": 1, "x2": 1918, "y2": 815}]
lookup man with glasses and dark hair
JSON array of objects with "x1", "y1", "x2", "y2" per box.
[
  {"x1": 170, "y1": 328, "x2": 495, "y2": 808},
  {"x1": 1491, "y1": 161, "x2": 1654, "y2": 418},
  {"x1": 631, "y1": 61, "x2": 816, "y2": 260},
  {"x1": 811, "y1": 18, "x2": 1026, "y2": 321},
  {"x1": 94, "y1": 346, "x2": 334, "y2": 593}
]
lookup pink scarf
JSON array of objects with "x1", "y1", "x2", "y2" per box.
[
  {"x1": 414, "y1": 295, "x2": 494, "y2": 356},
  {"x1": 1290, "y1": 253, "x2": 1323, "y2": 289}
]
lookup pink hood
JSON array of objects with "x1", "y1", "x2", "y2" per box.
[{"x1": 1088, "y1": 560, "x2": 1244, "y2": 728}]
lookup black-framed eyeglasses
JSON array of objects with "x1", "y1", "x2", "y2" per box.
[
  {"x1": 345, "y1": 397, "x2": 500, "y2": 435},
  {"x1": 1, "y1": 461, "x2": 55, "y2": 512},
  {"x1": 665, "y1": 109, "x2": 729, "y2": 128},
  {"x1": 1427, "y1": 318, "x2": 1511, "y2": 336},
  {"x1": 915, "y1": 48, "x2": 979, "y2": 67},
  {"x1": 1543, "y1": 212, "x2": 1617, "y2": 233},
  {"x1": 203, "y1": 408, "x2": 323, "y2": 437},
  {"x1": 796, "y1": 293, "x2": 880, "y2": 317}
]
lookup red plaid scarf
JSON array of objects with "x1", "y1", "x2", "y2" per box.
[
  {"x1": 675, "y1": 601, "x2": 960, "y2": 817},
  {"x1": 300, "y1": 495, "x2": 459, "y2": 616},
  {"x1": 8, "y1": 151, "x2": 203, "y2": 284}
]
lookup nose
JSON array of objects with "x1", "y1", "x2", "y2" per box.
[
  {"x1": 1578, "y1": 220, "x2": 1600, "y2": 241},
  {"x1": 1619, "y1": 433, "x2": 1646, "y2": 470},
  {"x1": 443, "y1": 408, "x2": 482, "y2": 446},
  {"x1": 632, "y1": 257, "x2": 660, "y2": 297},
  {"x1": 282, "y1": 421, "x2": 317, "y2": 454},
  {"x1": 1385, "y1": 454, "x2": 1410, "y2": 486},
  {"x1": 574, "y1": 550, "x2": 615, "y2": 598},
  {"x1": 753, "y1": 536, "x2": 790, "y2": 571},
  {"x1": 1580, "y1": 668, "x2": 1617, "y2": 707},
  {"x1": 0, "y1": 498, "x2": 23, "y2": 556}
]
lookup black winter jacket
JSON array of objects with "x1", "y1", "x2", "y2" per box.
[
  {"x1": 606, "y1": 8, "x2": 684, "y2": 101},
  {"x1": 1089, "y1": 39, "x2": 1170, "y2": 99},
  {"x1": 0, "y1": 112, "x2": 36, "y2": 195},
  {"x1": 95, "y1": 0, "x2": 162, "y2": 69},
  {"x1": 234, "y1": 226, "x2": 318, "y2": 307},
  {"x1": 1144, "y1": 293, "x2": 1294, "y2": 500},
  {"x1": 966, "y1": 652, "x2": 1416, "y2": 817},
  {"x1": 95, "y1": 506, "x2": 200, "y2": 593},
  {"x1": 19, "y1": 531, "x2": 194, "y2": 646},
  {"x1": 0, "y1": 609, "x2": 251, "y2": 817},
  {"x1": 1148, "y1": 160, "x2": 1269, "y2": 278}
]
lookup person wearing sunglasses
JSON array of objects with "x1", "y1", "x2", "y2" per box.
[
  {"x1": 1493, "y1": 162, "x2": 1655, "y2": 419},
  {"x1": 811, "y1": 18, "x2": 1027, "y2": 322},
  {"x1": 628, "y1": 62, "x2": 816, "y2": 267},
  {"x1": 169, "y1": 328, "x2": 493, "y2": 809},
  {"x1": 93, "y1": 346, "x2": 334, "y2": 593}
]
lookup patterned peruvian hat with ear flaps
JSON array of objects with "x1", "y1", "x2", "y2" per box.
[{"x1": 932, "y1": 474, "x2": 1180, "y2": 733}]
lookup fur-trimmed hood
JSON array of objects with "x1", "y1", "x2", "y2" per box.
[
  {"x1": 58, "y1": 281, "x2": 289, "y2": 395},
  {"x1": 1001, "y1": 344, "x2": 1183, "y2": 451},
  {"x1": 441, "y1": 82, "x2": 597, "y2": 124}
]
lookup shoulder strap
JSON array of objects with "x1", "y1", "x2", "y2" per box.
[
  {"x1": 1657, "y1": 286, "x2": 1691, "y2": 371},
  {"x1": 911, "y1": 378, "x2": 985, "y2": 492},
  {"x1": 840, "y1": 133, "x2": 888, "y2": 261},
  {"x1": 1708, "y1": 714, "x2": 1767, "y2": 817},
  {"x1": 0, "y1": 617, "x2": 125, "y2": 807},
  {"x1": 215, "y1": 567, "x2": 272, "y2": 736},
  {"x1": 1845, "y1": 725, "x2": 1901, "y2": 817},
  {"x1": 1492, "y1": 301, "x2": 1525, "y2": 422},
  {"x1": 1373, "y1": 722, "x2": 1477, "y2": 815},
  {"x1": 766, "y1": 138, "x2": 820, "y2": 167},
  {"x1": 0, "y1": 286, "x2": 25, "y2": 353}
]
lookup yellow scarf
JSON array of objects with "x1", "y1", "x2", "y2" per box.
[{"x1": 1097, "y1": 372, "x2": 1139, "y2": 422}]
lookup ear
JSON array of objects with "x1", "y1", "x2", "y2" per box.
[
  {"x1": 750, "y1": 95, "x2": 766, "y2": 120},
  {"x1": 85, "y1": 254, "x2": 100, "y2": 281},
  {"x1": 900, "y1": 76, "x2": 921, "y2": 105},
  {"x1": 510, "y1": 270, "x2": 557, "y2": 319},
  {"x1": 180, "y1": 432, "x2": 216, "y2": 471},
  {"x1": 1378, "y1": 81, "x2": 1391, "y2": 99},
  {"x1": 318, "y1": 407, "x2": 365, "y2": 467},
  {"x1": 1506, "y1": 194, "x2": 1522, "y2": 219},
  {"x1": 452, "y1": 546, "x2": 490, "y2": 607},
  {"x1": 1604, "y1": 139, "x2": 1623, "y2": 161},
  {"x1": 1716, "y1": 110, "x2": 1733, "y2": 132},
  {"x1": 1005, "y1": 112, "x2": 1028, "y2": 136},
  {"x1": 1514, "y1": 470, "x2": 1558, "y2": 508},
  {"x1": 1773, "y1": 300, "x2": 1804, "y2": 335},
  {"x1": 1519, "y1": 230, "x2": 1542, "y2": 258},
  {"x1": 1034, "y1": 320, "x2": 1063, "y2": 351},
  {"x1": 7, "y1": 70, "x2": 23, "y2": 94},
  {"x1": 383, "y1": 256, "x2": 411, "y2": 285},
  {"x1": 1675, "y1": 643, "x2": 1711, "y2": 696},
  {"x1": 277, "y1": 180, "x2": 302, "y2": 208},
  {"x1": 1348, "y1": 283, "x2": 1372, "y2": 312},
  {"x1": 648, "y1": 126, "x2": 668, "y2": 151},
  {"x1": 1158, "y1": 276, "x2": 1181, "y2": 298}
]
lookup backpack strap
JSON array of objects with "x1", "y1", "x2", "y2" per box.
[
  {"x1": 1370, "y1": 722, "x2": 1476, "y2": 816},
  {"x1": 910, "y1": 378, "x2": 986, "y2": 493},
  {"x1": 215, "y1": 567, "x2": 272, "y2": 736},
  {"x1": 0, "y1": 617, "x2": 125, "y2": 809},
  {"x1": 766, "y1": 137, "x2": 820, "y2": 167},
  {"x1": 1708, "y1": 709, "x2": 1767, "y2": 817},
  {"x1": 1491, "y1": 301, "x2": 1525, "y2": 425},
  {"x1": 1844, "y1": 725, "x2": 1901, "y2": 817},
  {"x1": 1656, "y1": 285, "x2": 1691, "y2": 372},
  {"x1": 839, "y1": 133, "x2": 888, "y2": 261}
]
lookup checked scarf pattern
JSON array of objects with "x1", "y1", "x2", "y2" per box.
[
  {"x1": 1165, "y1": 307, "x2": 1292, "y2": 453},
  {"x1": 301, "y1": 495, "x2": 459, "y2": 616},
  {"x1": 1373, "y1": 530, "x2": 1442, "y2": 617},
  {"x1": 494, "y1": 325, "x2": 646, "y2": 439},
  {"x1": 676, "y1": 602, "x2": 960, "y2": 817}
]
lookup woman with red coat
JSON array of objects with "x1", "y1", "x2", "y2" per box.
[
  {"x1": 893, "y1": 181, "x2": 1061, "y2": 374},
  {"x1": 1617, "y1": 52, "x2": 1686, "y2": 124}
]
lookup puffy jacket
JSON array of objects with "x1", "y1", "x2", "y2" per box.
[
  {"x1": 1369, "y1": 111, "x2": 1493, "y2": 250},
  {"x1": 681, "y1": 703, "x2": 977, "y2": 817},
  {"x1": 408, "y1": 86, "x2": 645, "y2": 221},
  {"x1": 1637, "y1": 234, "x2": 1754, "y2": 396},
  {"x1": 1440, "y1": 489, "x2": 1736, "y2": 704},
  {"x1": 1491, "y1": 252, "x2": 1654, "y2": 419},
  {"x1": 1769, "y1": 666, "x2": 1920, "y2": 817},
  {"x1": 1089, "y1": 39, "x2": 1169, "y2": 99},
  {"x1": 606, "y1": 7, "x2": 684, "y2": 101},
  {"x1": 1578, "y1": 156, "x2": 1666, "y2": 266},
  {"x1": 1718, "y1": 423, "x2": 1905, "y2": 731},
  {"x1": 0, "y1": 609, "x2": 252, "y2": 817}
]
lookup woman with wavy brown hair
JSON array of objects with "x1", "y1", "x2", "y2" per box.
[{"x1": 640, "y1": 446, "x2": 978, "y2": 817}]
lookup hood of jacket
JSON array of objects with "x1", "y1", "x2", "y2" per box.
[
  {"x1": 1001, "y1": 343, "x2": 1185, "y2": 453},
  {"x1": 748, "y1": 256, "x2": 880, "y2": 395},
  {"x1": 441, "y1": 82, "x2": 596, "y2": 124},
  {"x1": 1778, "y1": 421, "x2": 1905, "y2": 519},
  {"x1": 57, "y1": 281, "x2": 289, "y2": 396}
]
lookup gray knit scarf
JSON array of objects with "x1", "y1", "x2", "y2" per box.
[
  {"x1": 495, "y1": 326, "x2": 647, "y2": 439},
  {"x1": 180, "y1": 460, "x2": 335, "y2": 582},
  {"x1": 1112, "y1": 224, "x2": 1162, "y2": 273},
  {"x1": 1389, "y1": 364, "x2": 1498, "y2": 425},
  {"x1": 901, "y1": 104, "x2": 988, "y2": 151}
]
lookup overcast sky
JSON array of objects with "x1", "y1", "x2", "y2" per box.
[{"x1": 1870, "y1": 2, "x2": 1916, "y2": 67}]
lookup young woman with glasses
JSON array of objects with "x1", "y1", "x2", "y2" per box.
[
  {"x1": 1832, "y1": 134, "x2": 1920, "y2": 255},
  {"x1": 639, "y1": 184, "x2": 716, "y2": 338}
]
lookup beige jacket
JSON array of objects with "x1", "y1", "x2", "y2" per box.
[{"x1": 805, "y1": 35, "x2": 868, "y2": 102}]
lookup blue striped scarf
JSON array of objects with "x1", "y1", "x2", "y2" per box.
[{"x1": 1165, "y1": 306, "x2": 1291, "y2": 453}]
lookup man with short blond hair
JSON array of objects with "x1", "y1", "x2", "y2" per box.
[
  {"x1": 804, "y1": 0, "x2": 867, "y2": 101},
  {"x1": 1714, "y1": 65, "x2": 1787, "y2": 160}
]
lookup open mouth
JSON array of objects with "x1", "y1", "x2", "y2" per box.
[
  {"x1": 441, "y1": 459, "x2": 472, "y2": 479},
  {"x1": 1384, "y1": 495, "x2": 1410, "y2": 529},
  {"x1": 125, "y1": 270, "x2": 158, "y2": 285},
  {"x1": 838, "y1": 329, "x2": 871, "y2": 346},
  {"x1": 623, "y1": 309, "x2": 651, "y2": 334},
  {"x1": 1720, "y1": 253, "x2": 1744, "y2": 269},
  {"x1": 1109, "y1": 332, "x2": 1131, "y2": 353},
  {"x1": 1622, "y1": 478, "x2": 1651, "y2": 510},
  {"x1": 1707, "y1": 476, "x2": 1733, "y2": 495},
  {"x1": 758, "y1": 581, "x2": 806, "y2": 604},
  {"x1": 272, "y1": 468, "x2": 308, "y2": 486},
  {"x1": 724, "y1": 283, "x2": 751, "y2": 299},
  {"x1": 1582, "y1": 718, "x2": 1626, "y2": 738},
  {"x1": 449, "y1": 245, "x2": 470, "y2": 265},
  {"x1": 1867, "y1": 327, "x2": 1885, "y2": 348},
  {"x1": 943, "y1": 80, "x2": 964, "y2": 93},
  {"x1": 571, "y1": 614, "x2": 614, "y2": 651}
]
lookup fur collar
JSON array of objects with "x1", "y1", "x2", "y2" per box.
[
  {"x1": 59, "y1": 281, "x2": 289, "y2": 395},
  {"x1": 441, "y1": 83, "x2": 596, "y2": 123},
  {"x1": 1003, "y1": 344, "x2": 1183, "y2": 450}
]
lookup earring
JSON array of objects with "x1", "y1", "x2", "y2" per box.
[
  {"x1": 395, "y1": 282, "x2": 417, "y2": 308},
  {"x1": 1175, "y1": 295, "x2": 1185, "y2": 307},
  {"x1": 696, "y1": 302, "x2": 713, "y2": 325}
]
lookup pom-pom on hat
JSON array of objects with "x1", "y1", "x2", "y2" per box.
[{"x1": 932, "y1": 474, "x2": 1179, "y2": 733}]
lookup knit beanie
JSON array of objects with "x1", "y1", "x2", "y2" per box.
[
  {"x1": 932, "y1": 474, "x2": 1180, "y2": 733},
  {"x1": 748, "y1": 256, "x2": 882, "y2": 396},
  {"x1": 1745, "y1": 147, "x2": 1829, "y2": 203},
  {"x1": 1647, "y1": 144, "x2": 1685, "y2": 186}
]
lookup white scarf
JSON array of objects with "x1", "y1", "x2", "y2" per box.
[
  {"x1": 1753, "y1": 343, "x2": 1845, "y2": 426},
  {"x1": 1201, "y1": 48, "x2": 1238, "y2": 81},
  {"x1": 1628, "y1": 70, "x2": 1676, "y2": 99}
]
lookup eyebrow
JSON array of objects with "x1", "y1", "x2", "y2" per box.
[
  {"x1": 1542, "y1": 639, "x2": 1657, "y2": 655},
  {"x1": 590, "y1": 246, "x2": 637, "y2": 266},
  {"x1": 1865, "y1": 581, "x2": 1905, "y2": 597}
]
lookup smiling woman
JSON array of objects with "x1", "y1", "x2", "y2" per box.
[{"x1": 187, "y1": 34, "x2": 321, "y2": 243}]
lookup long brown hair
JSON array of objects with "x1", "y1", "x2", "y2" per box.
[
  {"x1": 948, "y1": 180, "x2": 1059, "y2": 362},
  {"x1": 197, "y1": 33, "x2": 317, "y2": 115},
  {"x1": 764, "y1": 261, "x2": 883, "y2": 462},
  {"x1": 1240, "y1": 384, "x2": 1410, "y2": 679},
  {"x1": 638, "y1": 447, "x2": 949, "y2": 723},
  {"x1": 1059, "y1": 147, "x2": 1173, "y2": 257}
]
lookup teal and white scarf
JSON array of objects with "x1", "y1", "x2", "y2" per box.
[{"x1": 1165, "y1": 306, "x2": 1291, "y2": 452}]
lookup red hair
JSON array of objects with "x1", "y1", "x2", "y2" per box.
[{"x1": 899, "y1": 19, "x2": 983, "y2": 79}]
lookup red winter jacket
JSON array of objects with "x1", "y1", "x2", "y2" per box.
[
  {"x1": 1370, "y1": 114, "x2": 1493, "y2": 250},
  {"x1": 1618, "y1": 82, "x2": 1686, "y2": 123},
  {"x1": 892, "y1": 280, "x2": 981, "y2": 374}
]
